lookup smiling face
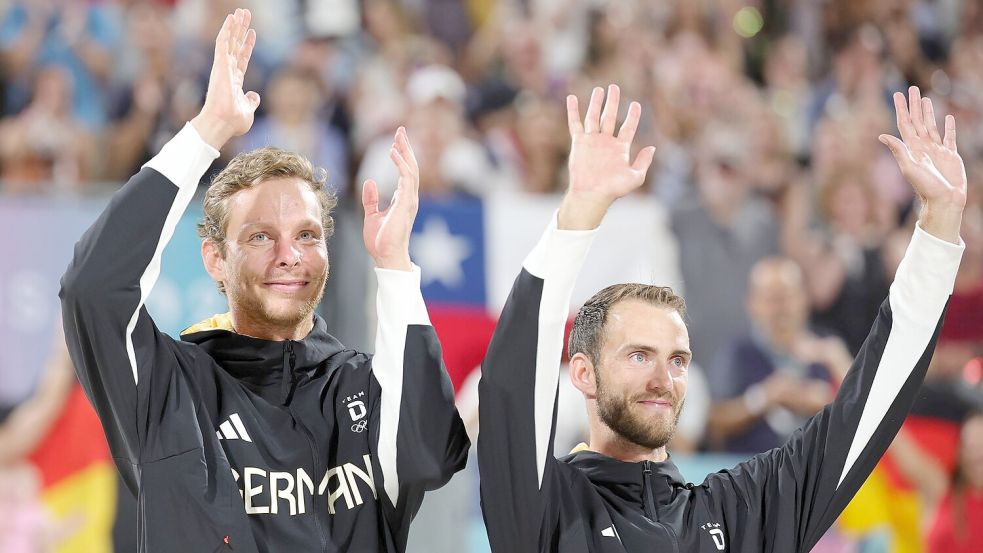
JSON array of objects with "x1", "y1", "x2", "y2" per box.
[
  {"x1": 203, "y1": 177, "x2": 329, "y2": 337},
  {"x1": 591, "y1": 300, "x2": 690, "y2": 450}
]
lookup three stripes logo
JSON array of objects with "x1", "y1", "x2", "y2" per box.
[
  {"x1": 216, "y1": 413, "x2": 252, "y2": 443},
  {"x1": 600, "y1": 525, "x2": 621, "y2": 541}
]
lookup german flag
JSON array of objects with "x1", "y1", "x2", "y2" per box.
[{"x1": 29, "y1": 385, "x2": 115, "y2": 553}]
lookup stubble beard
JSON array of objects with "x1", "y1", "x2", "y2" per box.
[
  {"x1": 595, "y1": 367, "x2": 683, "y2": 451},
  {"x1": 227, "y1": 268, "x2": 328, "y2": 333}
]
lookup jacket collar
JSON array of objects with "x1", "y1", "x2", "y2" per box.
[
  {"x1": 563, "y1": 448, "x2": 687, "y2": 488},
  {"x1": 180, "y1": 313, "x2": 349, "y2": 405}
]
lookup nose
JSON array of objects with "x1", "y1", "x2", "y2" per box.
[
  {"x1": 646, "y1": 362, "x2": 674, "y2": 394},
  {"x1": 274, "y1": 240, "x2": 302, "y2": 268}
]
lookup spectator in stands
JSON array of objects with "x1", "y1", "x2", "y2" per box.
[
  {"x1": 0, "y1": 65, "x2": 96, "y2": 190},
  {"x1": 0, "y1": 0, "x2": 119, "y2": 129},
  {"x1": 671, "y1": 124, "x2": 780, "y2": 373},
  {"x1": 707, "y1": 257, "x2": 852, "y2": 453},
  {"x1": 238, "y1": 65, "x2": 349, "y2": 198},
  {"x1": 357, "y1": 64, "x2": 494, "y2": 201}
]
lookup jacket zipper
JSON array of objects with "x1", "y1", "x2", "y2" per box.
[
  {"x1": 642, "y1": 461, "x2": 680, "y2": 553},
  {"x1": 284, "y1": 341, "x2": 329, "y2": 553},
  {"x1": 642, "y1": 461, "x2": 657, "y2": 520}
]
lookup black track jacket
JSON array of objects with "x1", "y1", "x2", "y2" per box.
[
  {"x1": 60, "y1": 124, "x2": 469, "y2": 553},
  {"x1": 477, "y1": 215, "x2": 963, "y2": 553}
]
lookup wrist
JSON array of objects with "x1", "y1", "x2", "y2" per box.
[
  {"x1": 374, "y1": 254, "x2": 413, "y2": 271},
  {"x1": 190, "y1": 113, "x2": 235, "y2": 151},
  {"x1": 919, "y1": 202, "x2": 963, "y2": 245},
  {"x1": 557, "y1": 192, "x2": 613, "y2": 231}
]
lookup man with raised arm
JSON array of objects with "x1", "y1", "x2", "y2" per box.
[
  {"x1": 60, "y1": 9, "x2": 468, "y2": 553},
  {"x1": 477, "y1": 84, "x2": 966, "y2": 552}
]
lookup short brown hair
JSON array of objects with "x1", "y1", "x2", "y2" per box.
[
  {"x1": 568, "y1": 283, "x2": 687, "y2": 365},
  {"x1": 198, "y1": 147, "x2": 337, "y2": 293}
]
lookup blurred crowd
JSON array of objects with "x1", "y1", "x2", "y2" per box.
[{"x1": 2, "y1": 0, "x2": 983, "y2": 551}]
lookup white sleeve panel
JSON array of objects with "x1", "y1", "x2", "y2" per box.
[
  {"x1": 523, "y1": 213, "x2": 598, "y2": 487},
  {"x1": 372, "y1": 264, "x2": 431, "y2": 506},
  {"x1": 836, "y1": 223, "x2": 963, "y2": 487}
]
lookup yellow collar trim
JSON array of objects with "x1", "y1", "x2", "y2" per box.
[
  {"x1": 570, "y1": 442, "x2": 592, "y2": 454},
  {"x1": 181, "y1": 313, "x2": 234, "y2": 335}
]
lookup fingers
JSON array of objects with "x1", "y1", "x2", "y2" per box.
[
  {"x1": 617, "y1": 101, "x2": 641, "y2": 144},
  {"x1": 631, "y1": 146, "x2": 656, "y2": 174},
  {"x1": 879, "y1": 134, "x2": 914, "y2": 169},
  {"x1": 244, "y1": 90, "x2": 261, "y2": 112},
  {"x1": 393, "y1": 127, "x2": 419, "y2": 181},
  {"x1": 599, "y1": 84, "x2": 620, "y2": 135},
  {"x1": 944, "y1": 114, "x2": 957, "y2": 151},
  {"x1": 215, "y1": 14, "x2": 233, "y2": 56},
  {"x1": 908, "y1": 86, "x2": 927, "y2": 137},
  {"x1": 583, "y1": 87, "x2": 604, "y2": 134},
  {"x1": 238, "y1": 28, "x2": 256, "y2": 74},
  {"x1": 389, "y1": 135, "x2": 415, "y2": 187},
  {"x1": 923, "y1": 97, "x2": 942, "y2": 144},
  {"x1": 362, "y1": 179, "x2": 380, "y2": 216},
  {"x1": 566, "y1": 95, "x2": 583, "y2": 135},
  {"x1": 893, "y1": 92, "x2": 915, "y2": 144}
]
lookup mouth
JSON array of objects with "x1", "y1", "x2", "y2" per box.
[
  {"x1": 264, "y1": 280, "x2": 309, "y2": 293},
  {"x1": 636, "y1": 399, "x2": 673, "y2": 411}
]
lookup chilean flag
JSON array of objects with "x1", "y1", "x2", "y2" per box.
[{"x1": 410, "y1": 190, "x2": 682, "y2": 392}]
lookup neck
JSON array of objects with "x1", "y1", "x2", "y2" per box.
[{"x1": 229, "y1": 311, "x2": 314, "y2": 341}]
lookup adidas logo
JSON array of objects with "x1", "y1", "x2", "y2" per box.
[
  {"x1": 601, "y1": 526, "x2": 620, "y2": 540},
  {"x1": 216, "y1": 413, "x2": 252, "y2": 442}
]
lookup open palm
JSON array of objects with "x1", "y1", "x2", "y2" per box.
[
  {"x1": 201, "y1": 9, "x2": 260, "y2": 138},
  {"x1": 567, "y1": 85, "x2": 655, "y2": 204},
  {"x1": 362, "y1": 127, "x2": 419, "y2": 271},
  {"x1": 880, "y1": 87, "x2": 967, "y2": 209}
]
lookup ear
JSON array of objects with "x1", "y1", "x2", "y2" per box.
[
  {"x1": 569, "y1": 352, "x2": 598, "y2": 399},
  {"x1": 201, "y1": 239, "x2": 227, "y2": 287}
]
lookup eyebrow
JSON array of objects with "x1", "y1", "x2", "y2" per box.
[
  {"x1": 237, "y1": 220, "x2": 323, "y2": 233},
  {"x1": 623, "y1": 344, "x2": 692, "y2": 359}
]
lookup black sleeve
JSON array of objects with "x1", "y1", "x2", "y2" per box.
[
  {"x1": 705, "y1": 224, "x2": 964, "y2": 552},
  {"x1": 60, "y1": 124, "x2": 219, "y2": 487},
  {"x1": 478, "y1": 217, "x2": 596, "y2": 553},
  {"x1": 367, "y1": 266, "x2": 469, "y2": 522}
]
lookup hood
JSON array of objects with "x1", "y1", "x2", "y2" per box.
[
  {"x1": 561, "y1": 447, "x2": 689, "y2": 511},
  {"x1": 181, "y1": 313, "x2": 352, "y2": 405}
]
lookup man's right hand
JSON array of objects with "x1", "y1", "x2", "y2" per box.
[
  {"x1": 558, "y1": 84, "x2": 656, "y2": 230},
  {"x1": 191, "y1": 8, "x2": 260, "y2": 151}
]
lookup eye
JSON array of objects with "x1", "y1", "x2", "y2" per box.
[
  {"x1": 299, "y1": 230, "x2": 321, "y2": 241},
  {"x1": 629, "y1": 352, "x2": 647, "y2": 364},
  {"x1": 671, "y1": 356, "x2": 688, "y2": 369},
  {"x1": 250, "y1": 232, "x2": 270, "y2": 242}
]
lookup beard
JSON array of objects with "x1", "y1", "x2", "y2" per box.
[
  {"x1": 595, "y1": 368, "x2": 683, "y2": 450},
  {"x1": 226, "y1": 267, "x2": 328, "y2": 331}
]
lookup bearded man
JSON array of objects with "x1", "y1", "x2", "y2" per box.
[
  {"x1": 477, "y1": 83, "x2": 967, "y2": 552},
  {"x1": 60, "y1": 9, "x2": 467, "y2": 553}
]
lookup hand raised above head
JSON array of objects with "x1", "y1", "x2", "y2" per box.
[
  {"x1": 880, "y1": 86, "x2": 967, "y2": 244},
  {"x1": 362, "y1": 127, "x2": 419, "y2": 271},
  {"x1": 559, "y1": 84, "x2": 656, "y2": 230},
  {"x1": 191, "y1": 8, "x2": 261, "y2": 150}
]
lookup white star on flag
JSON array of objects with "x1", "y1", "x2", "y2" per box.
[{"x1": 411, "y1": 217, "x2": 472, "y2": 288}]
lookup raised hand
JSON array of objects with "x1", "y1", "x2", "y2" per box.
[
  {"x1": 191, "y1": 8, "x2": 260, "y2": 150},
  {"x1": 362, "y1": 127, "x2": 419, "y2": 271},
  {"x1": 879, "y1": 86, "x2": 967, "y2": 244},
  {"x1": 559, "y1": 84, "x2": 656, "y2": 230}
]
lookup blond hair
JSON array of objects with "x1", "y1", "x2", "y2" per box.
[{"x1": 197, "y1": 147, "x2": 337, "y2": 293}]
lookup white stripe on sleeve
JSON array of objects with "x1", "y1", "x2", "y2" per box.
[
  {"x1": 836, "y1": 223, "x2": 963, "y2": 488},
  {"x1": 523, "y1": 213, "x2": 597, "y2": 488},
  {"x1": 121, "y1": 123, "x2": 218, "y2": 386},
  {"x1": 372, "y1": 264, "x2": 431, "y2": 506}
]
